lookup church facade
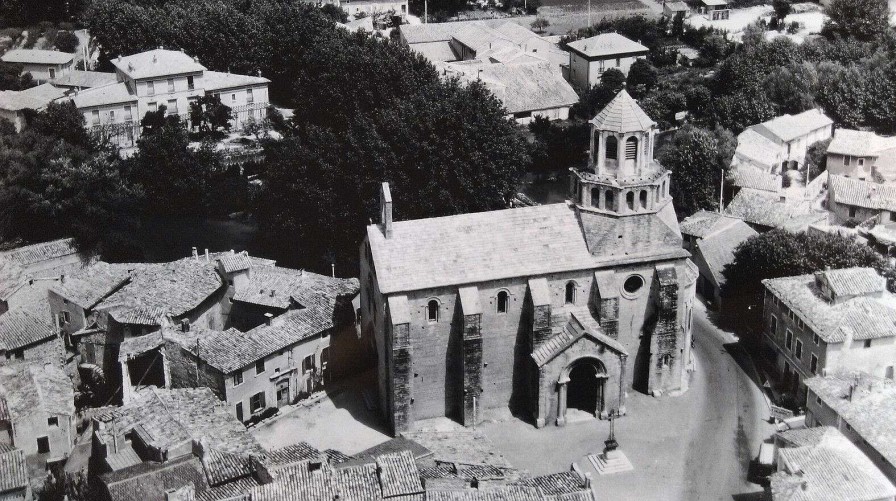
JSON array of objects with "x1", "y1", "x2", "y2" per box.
[{"x1": 360, "y1": 90, "x2": 698, "y2": 435}]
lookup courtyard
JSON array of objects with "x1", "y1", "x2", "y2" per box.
[{"x1": 251, "y1": 301, "x2": 774, "y2": 500}]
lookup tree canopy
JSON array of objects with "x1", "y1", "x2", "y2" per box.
[{"x1": 657, "y1": 125, "x2": 735, "y2": 217}]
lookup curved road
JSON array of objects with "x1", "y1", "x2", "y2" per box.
[{"x1": 683, "y1": 302, "x2": 773, "y2": 500}]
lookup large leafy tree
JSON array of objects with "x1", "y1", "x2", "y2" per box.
[
  {"x1": 823, "y1": 0, "x2": 890, "y2": 41},
  {"x1": 657, "y1": 125, "x2": 735, "y2": 217},
  {"x1": 255, "y1": 79, "x2": 528, "y2": 275},
  {"x1": 721, "y1": 230, "x2": 896, "y2": 341},
  {"x1": 814, "y1": 62, "x2": 869, "y2": 129}
]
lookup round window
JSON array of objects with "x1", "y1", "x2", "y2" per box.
[{"x1": 623, "y1": 275, "x2": 644, "y2": 295}]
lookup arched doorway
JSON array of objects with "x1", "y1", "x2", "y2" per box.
[{"x1": 563, "y1": 358, "x2": 607, "y2": 418}]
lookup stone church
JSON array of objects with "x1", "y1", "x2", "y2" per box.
[{"x1": 360, "y1": 90, "x2": 698, "y2": 435}]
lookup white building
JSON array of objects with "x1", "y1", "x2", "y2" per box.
[
  {"x1": 826, "y1": 129, "x2": 896, "y2": 184},
  {"x1": 69, "y1": 49, "x2": 270, "y2": 149},
  {"x1": 0, "y1": 83, "x2": 69, "y2": 132},
  {"x1": 734, "y1": 109, "x2": 834, "y2": 174},
  {"x1": 566, "y1": 33, "x2": 649, "y2": 90},
  {"x1": 0, "y1": 49, "x2": 75, "y2": 83}
]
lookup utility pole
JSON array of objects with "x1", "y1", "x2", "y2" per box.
[
  {"x1": 425, "y1": 0, "x2": 428, "y2": 23},
  {"x1": 195, "y1": 338, "x2": 200, "y2": 386},
  {"x1": 588, "y1": 0, "x2": 592, "y2": 27},
  {"x1": 719, "y1": 168, "x2": 724, "y2": 212}
]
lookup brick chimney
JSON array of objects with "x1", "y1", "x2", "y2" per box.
[{"x1": 380, "y1": 182, "x2": 393, "y2": 239}]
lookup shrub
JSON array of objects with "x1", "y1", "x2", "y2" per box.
[{"x1": 54, "y1": 31, "x2": 78, "y2": 52}]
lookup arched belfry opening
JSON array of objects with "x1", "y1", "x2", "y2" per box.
[{"x1": 625, "y1": 136, "x2": 638, "y2": 171}]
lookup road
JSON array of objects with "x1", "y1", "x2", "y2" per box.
[{"x1": 682, "y1": 302, "x2": 773, "y2": 500}]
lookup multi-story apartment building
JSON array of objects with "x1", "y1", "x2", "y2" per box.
[
  {"x1": 761, "y1": 267, "x2": 896, "y2": 401},
  {"x1": 70, "y1": 48, "x2": 270, "y2": 148},
  {"x1": 0, "y1": 49, "x2": 75, "y2": 83},
  {"x1": 566, "y1": 33, "x2": 649, "y2": 90}
]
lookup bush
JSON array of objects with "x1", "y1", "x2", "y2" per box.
[
  {"x1": 787, "y1": 21, "x2": 800, "y2": 34},
  {"x1": 781, "y1": 174, "x2": 792, "y2": 188},
  {"x1": 54, "y1": 31, "x2": 79, "y2": 52}
]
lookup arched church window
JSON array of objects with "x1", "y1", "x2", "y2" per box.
[
  {"x1": 565, "y1": 282, "x2": 576, "y2": 304},
  {"x1": 626, "y1": 191, "x2": 635, "y2": 211},
  {"x1": 625, "y1": 137, "x2": 638, "y2": 160},
  {"x1": 591, "y1": 187, "x2": 601, "y2": 208},
  {"x1": 605, "y1": 190, "x2": 614, "y2": 210},
  {"x1": 606, "y1": 136, "x2": 618, "y2": 160},
  {"x1": 497, "y1": 290, "x2": 509, "y2": 314},
  {"x1": 660, "y1": 353, "x2": 672, "y2": 368},
  {"x1": 640, "y1": 190, "x2": 648, "y2": 209},
  {"x1": 427, "y1": 299, "x2": 439, "y2": 323}
]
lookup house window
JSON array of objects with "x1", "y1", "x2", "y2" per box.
[
  {"x1": 148, "y1": 102, "x2": 158, "y2": 113},
  {"x1": 302, "y1": 354, "x2": 314, "y2": 373},
  {"x1": 91, "y1": 110, "x2": 99, "y2": 125},
  {"x1": 235, "y1": 403, "x2": 243, "y2": 421},
  {"x1": 321, "y1": 348, "x2": 329, "y2": 370},
  {"x1": 247, "y1": 88, "x2": 254, "y2": 104},
  {"x1": 812, "y1": 333, "x2": 819, "y2": 346},
  {"x1": 770, "y1": 316, "x2": 777, "y2": 335},
  {"x1": 785, "y1": 330, "x2": 793, "y2": 350},
  {"x1": 233, "y1": 371, "x2": 243, "y2": 386},
  {"x1": 61, "y1": 311, "x2": 70, "y2": 324},
  {"x1": 147, "y1": 81, "x2": 155, "y2": 96},
  {"x1": 167, "y1": 99, "x2": 178, "y2": 115},
  {"x1": 497, "y1": 291, "x2": 509, "y2": 314},
  {"x1": 250, "y1": 392, "x2": 265, "y2": 413},
  {"x1": 47, "y1": 417, "x2": 58, "y2": 427},
  {"x1": 616, "y1": 57, "x2": 621, "y2": 66},
  {"x1": 232, "y1": 93, "x2": 236, "y2": 102},
  {"x1": 167, "y1": 78, "x2": 175, "y2": 93},
  {"x1": 427, "y1": 299, "x2": 439, "y2": 323},
  {"x1": 849, "y1": 206, "x2": 857, "y2": 218},
  {"x1": 256, "y1": 359, "x2": 265, "y2": 374},
  {"x1": 864, "y1": 339, "x2": 872, "y2": 348},
  {"x1": 795, "y1": 339, "x2": 803, "y2": 360},
  {"x1": 49, "y1": 68, "x2": 56, "y2": 79},
  {"x1": 858, "y1": 158, "x2": 865, "y2": 166},
  {"x1": 109, "y1": 110, "x2": 115, "y2": 122},
  {"x1": 187, "y1": 76, "x2": 194, "y2": 90},
  {"x1": 565, "y1": 282, "x2": 576, "y2": 304},
  {"x1": 810, "y1": 354, "x2": 818, "y2": 374},
  {"x1": 37, "y1": 437, "x2": 50, "y2": 454}
]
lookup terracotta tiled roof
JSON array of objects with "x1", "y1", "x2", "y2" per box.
[
  {"x1": 218, "y1": 253, "x2": 253, "y2": 274},
  {"x1": 94, "y1": 387, "x2": 262, "y2": 457},
  {"x1": 0, "y1": 363, "x2": 74, "y2": 421},
  {"x1": 202, "y1": 70, "x2": 269, "y2": 92},
  {"x1": 427, "y1": 486, "x2": 544, "y2": 500},
  {"x1": 728, "y1": 165, "x2": 780, "y2": 193},
  {"x1": 724, "y1": 189, "x2": 828, "y2": 231},
  {"x1": 754, "y1": 109, "x2": 832, "y2": 143},
  {"x1": 111, "y1": 49, "x2": 206, "y2": 80},
  {"x1": 0, "y1": 307, "x2": 55, "y2": 351},
  {"x1": 823, "y1": 267, "x2": 886, "y2": 297},
  {"x1": 776, "y1": 427, "x2": 839, "y2": 448},
  {"x1": 202, "y1": 447, "x2": 254, "y2": 486},
  {"x1": 770, "y1": 425, "x2": 896, "y2": 501},
  {"x1": 693, "y1": 219, "x2": 757, "y2": 286},
  {"x1": 377, "y1": 451, "x2": 424, "y2": 498},
  {"x1": 1, "y1": 238, "x2": 79, "y2": 267},
  {"x1": 588, "y1": 90, "x2": 655, "y2": 134},
  {"x1": 1, "y1": 48, "x2": 74, "y2": 65},
  {"x1": 762, "y1": 269, "x2": 896, "y2": 343},
  {"x1": 679, "y1": 210, "x2": 742, "y2": 238},
  {"x1": 0, "y1": 446, "x2": 27, "y2": 493},
  {"x1": 806, "y1": 375, "x2": 896, "y2": 474},
  {"x1": 334, "y1": 462, "x2": 381, "y2": 500},
  {"x1": 105, "y1": 444, "x2": 143, "y2": 471},
  {"x1": 567, "y1": 33, "x2": 649, "y2": 58},
  {"x1": 250, "y1": 460, "x2": 335, "y2": 501},
  {"x1": 233, "y1": 266, "x2": 357, "y2": 310},
  {"x1": 0, "y1": 257, "x2": 24, "y2": 301},
  {"x1": 827, "y1": 129, "x2": 896, "y2": 157},
  {"x1": 51, "y1": 70, "x2": 117, "y2": 89},
  {"x1": 447, "y1": 61, "x2": 578, "y2": 115},
  {"x1": 829, "y1": 175, "x2": 896, "y2": 212},
  {"x1": 516, "y1": 471, "x2": 586, "y2": 495},
  {"x1": 70, "y1": 82, "x2": 137, "y2": 108},
  {"x1": 262, "y1": 443, "x2": 323, "y2": 469}
]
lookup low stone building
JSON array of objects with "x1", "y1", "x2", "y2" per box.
[
  {"x1": 804, "y1": 373, "x2": 896, "y2": 485},
  {"x1": 761, "y1": 267, "x2": 896, "y2": 401},
  {"x1": 361, "y1": 90, "x2": 697, "y2": 435},
  {"x1": 826, "y1": 129, "x2": 896, "y2": 184},
  {"x1": 0, "y1": 49, "x2": 75, "y2": 83},
  {"x1": 724, "y1": 188, "x2": 829, "y2": 232},
  {"x1": 680, "y1": 211, "x2": 757, "y2": 310},
  {"x1": 769, "y1": 426, "x2": 896, "y2": 501},
  {"x1": 827, "y1": 174, "x2": 896, "y2": 225},
  {"x1": 0, "y1": 364, "x2": 75, "y2": 463},
  {"x1": 734, "y1": 109, "x2": 833, "y2": 173}
]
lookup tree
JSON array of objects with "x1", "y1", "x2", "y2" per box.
[
  {"x1": 814, "y1": 62, "x2": 869, "y2": 128},
  {"x1": 823, "y1": 0, "x2": 889, "y2": 41},
  {"x1": 626, "y1": 59, "x2": 658, "y2": 98},
  {"x1": 764, "y1": 62, "x2": 818, "y2": 115},
  {"x1": 571, "y1": 68, "x2": 626, "y2": 120},
  {"x1": 254, "y1": 79, "x2": 529, "y2": 274},
  {"x1": 657, "y1": 125, "x2": 735, "y2": 217},
  {"x1": 27, "y1": 101, "x2": 94, "y2": 151},
  {"x1": 54, "y1": 31, "x2": 79, "y2": 53},
  {"x1": 712, "y1": 89, "x2": 778, "y2": 133},
  {"x1": 0, "y1": 63, "x2": 34, "y2": 91},
  {"x1": 320, "y1": 4, "x2": 348, "y2": 22},
  {"x1": 773, "y1": 0, "x2": 792, "y2": 23},
  {"x1": 531, "y1": 17, "x2": 550, "y2": 33},
  {"x1": 804, "y1": 138, "x2": 831, "y2": 181},
  {"x1": 189, "y1": 95, "x2": 233, "y2": 135},
  {"x1": 721, "y1": 230, "x2": 896, "y2": 342}
]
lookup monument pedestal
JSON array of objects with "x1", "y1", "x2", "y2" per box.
[{"x1": 588, "y1": 449, "x2": 634, "y2": 475}]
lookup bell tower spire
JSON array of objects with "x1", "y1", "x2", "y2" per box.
[{"x1": 571, "y1": 90, "x2": 671, "y2": 216}]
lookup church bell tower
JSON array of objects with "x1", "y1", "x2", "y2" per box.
[{"x1": 571, "y1": 90, "x2": 672, "y2": 216}]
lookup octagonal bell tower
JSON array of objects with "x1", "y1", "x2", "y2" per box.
[{"x1": 570, "y1": 90, "x2": 672, "y2": 216}]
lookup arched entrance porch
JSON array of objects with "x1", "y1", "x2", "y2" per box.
[{"x1": 557, "y1": 357, "x2": 608, "y2": 425}]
